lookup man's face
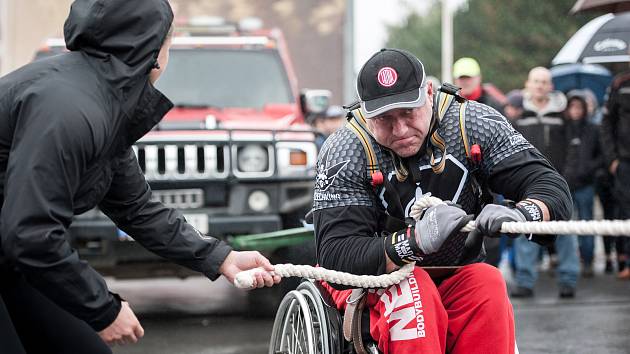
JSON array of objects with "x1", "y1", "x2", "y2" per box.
[
  {"x1": 567, "y1": 99, "x2": 585, "y2": 121},
  {"x1": 454, "y1": 75, "x2": 481, "y2": 96},
  {"x1": 150, "y1": 36, "x2": 172, "y2": 84},
  {"x1": 366, "y1": 85, "x2": 433, "y2": 158},
  {"x1": 525, "y1": 68, "x2": 552, "y2": 100}
]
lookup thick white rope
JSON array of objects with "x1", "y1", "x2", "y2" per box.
[
  {"x1": 234, "y1": 262, "x2": 415, "y2": 289},
  {"x1": 410, "y1": 195, "x2": 630, "y2": 235},
  {"x1": 235, "y1": 196, "x2": 630, "y2": 289}
]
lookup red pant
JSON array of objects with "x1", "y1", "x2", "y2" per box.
[{"x1": 321, "y1": 263, "x2": 515, "y2": 354}]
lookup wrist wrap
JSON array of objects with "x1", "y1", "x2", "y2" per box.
[
  {"x1": 515, "y1": 200, "x2": 543, "y2": 222},
  {"x1": 515, "y1": 200, "x2": 543, "y2": 240},
  {"x1": 384, "y1": 225, "x2": 425, "y2": 266}
]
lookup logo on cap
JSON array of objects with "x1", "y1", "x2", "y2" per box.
[{"x1": 377, "y1": 67, "x2": 398, "y2": 87}]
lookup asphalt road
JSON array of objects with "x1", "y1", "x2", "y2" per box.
[{"x1": 109, "y1": 259, "x2": 630, "y2": 354}]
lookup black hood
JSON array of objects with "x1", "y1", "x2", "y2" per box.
[{"x1": 64, "y1": 0, "x2": 173, "y2": 89}]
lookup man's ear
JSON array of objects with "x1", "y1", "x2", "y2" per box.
[{"x1": 426, "y1": 80, "x2": 434, "y2": 98}]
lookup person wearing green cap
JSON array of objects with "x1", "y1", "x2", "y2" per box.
[{"x1": 453, "y1": 57, "x2": 504, "y2": 113}]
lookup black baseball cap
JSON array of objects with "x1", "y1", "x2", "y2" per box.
[{"x1": 357, "y1": 48, "x2": 427, "y2": 118}]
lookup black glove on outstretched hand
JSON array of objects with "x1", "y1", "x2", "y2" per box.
[
  {"x1": 385, "y1": 204, "x2": 473, "y2": 266},
  {"x1": 475, "y1": 201, "x2": 543, "y2": 238}
]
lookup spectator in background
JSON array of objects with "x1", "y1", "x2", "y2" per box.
[
  {"x1": 511, "y1": 66, "x2": 579, "y2": 298},
  {"x1": 504, "y1": 89, "x2": 524, "y2": 123},
  {"x1": 562, "y1": 90, "x2": 602, "y2": 278},
  {"x1": 309, "y1": 105, "x2": 346, "y2": 150},
  {"x1": 600, "y1": 71, "x2": 630, "y2": 280},
  {"x1": 576, "y1": 87, "x2": 623, "y2": 274},
  {"x1": 453, "y1": 57, "x2": 504, "y2": 112}
]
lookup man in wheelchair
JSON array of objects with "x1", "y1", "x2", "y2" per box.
[{"x1": 311, "y1": 49, "x2": 572, "y2": 354}]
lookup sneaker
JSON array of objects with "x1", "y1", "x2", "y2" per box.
[
  {"x1": 510, "y1": 286, "x2": 534, "y2": 298},
  {"x1": 605, "y1": 260, "x2": 613, "y2": 274},
  {"x1": 559, "y1": 285, "x2": 575, "y2": 298}
]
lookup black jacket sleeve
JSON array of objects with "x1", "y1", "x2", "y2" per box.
[
  {"x1": 600, "y1": 86, "x2": 619, "y2": 167},
  {"x1": 0, "y1": 93, "x2": 120, "y2": 331},
  {"x1": 487, "y1": 149, "x2": 573, "y2": 244},
  {"x1": 577, "y1": 128, "x2": 604, "y2": 188},
  {"x1": 313, "y1": 205, "x2": 387, "y2": 290},
  {"x1": 98, "y1": 149, "x2": 232, "y2": 280}
]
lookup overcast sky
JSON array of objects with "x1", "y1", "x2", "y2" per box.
[
  {"x1": 353, "y1": 0, "x2": 466, "y2": 71},
  {"x1": 353, "y1": 0, "x2": 428, "y2": 70}
]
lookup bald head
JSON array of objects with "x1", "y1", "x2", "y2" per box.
[{"x1": 525, "y1": 66, "x2": 553, "y2": 101}]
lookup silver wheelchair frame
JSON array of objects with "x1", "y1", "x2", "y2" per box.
[{"x1": 268, "y1": 280, "x2": 379, "y2": 354}]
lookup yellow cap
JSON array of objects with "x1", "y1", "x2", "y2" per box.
[{"x1": 453, "y1": 57, "x2": 481, "y2": 78}]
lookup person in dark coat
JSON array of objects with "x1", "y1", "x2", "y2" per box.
[
  {"x1": 0, "y1": 1, "x2": 279, "y2": 353},
  {"x1": 600, "y1": 70, "x2": 630, "y2": 279},
  {"x1": 562, "y1": 90, "x2": 603, "y2": 277}
]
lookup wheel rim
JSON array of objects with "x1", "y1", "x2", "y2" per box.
[
  {"x1": 298, "y1": 282, "x2": 330, "y2": 354},
  {"x1": 269, "y1": 291, "x2": 315, "y2": 354}
]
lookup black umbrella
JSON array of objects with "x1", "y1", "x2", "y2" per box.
[
  {"x1": 552, "y1": 12, "x2": 630, "y2": 65},
  {"x1": 571, "y1": 0, "x2": 630, "y2": 14}
]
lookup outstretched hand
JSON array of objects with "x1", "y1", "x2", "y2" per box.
[{"x1": 219, "y1": 251, "x2": 281, "y2": 288}]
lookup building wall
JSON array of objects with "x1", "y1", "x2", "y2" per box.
[
  {"x1": 1, "y1": 0, "x2": 346, "y2": 104},
  {"x1": 1, "y1": 0, "x2": 73, "y2": 74}
]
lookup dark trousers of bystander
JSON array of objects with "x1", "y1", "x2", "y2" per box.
[
  {"x1": 0, "y1": 268, "x2": 112, "y2": 354},
  {"x1": 614, "y1": 160, "x2": 630, "y2": 277}
]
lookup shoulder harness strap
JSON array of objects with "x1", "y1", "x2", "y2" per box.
[
  {"x1": 429, "y1": 86, "x2": 461, "y2": 173},
  {"x1": 431, "y1": 84, "x2": 481, "y2": 172},
  {"x1": 346, "y1": 108, "x2": 383, "y2": 186}
]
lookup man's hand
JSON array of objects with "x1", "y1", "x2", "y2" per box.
[
  {"x1": 98, "y1": 301, "x2": 144, "y2": 346},
  {"x1": 219, "y1": 251, "x2": 281, "y2": 288},
  {"x1": 610, "y1": 159, "x2": 620, "y2": 175},
  {"x1": 415, "y1": 204, "x2": 472, "y2": 254},
  {"x1": 475, "y1": 204, "x2": 527, "y2": 238}
]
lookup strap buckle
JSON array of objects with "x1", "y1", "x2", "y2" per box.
[{"x1": 346, "y1": 289, "x2": 366, "y2": 304}]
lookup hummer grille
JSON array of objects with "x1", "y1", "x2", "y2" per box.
[{"x1": 133, "y1": 144, "x2": 229, "y2": 180}]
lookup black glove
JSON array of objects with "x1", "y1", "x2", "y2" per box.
[
  {"x1": 385, "y1": 204, "x2": 472, "y2": 266},
  {"x1": 475, "y1": 200, "x2": 543, "y2": 238}
]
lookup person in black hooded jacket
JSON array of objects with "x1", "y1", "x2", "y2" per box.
[
  {"x1": 561, "y1": 90, "x2": 602, "y2": 277},
  {"x1": 0, "y1": 1, "x2": 279, "y2": 352}
]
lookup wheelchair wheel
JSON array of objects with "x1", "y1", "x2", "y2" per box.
[
  {"x1": 296, "y1": 281, "x2": 342, "y2": 354},
  {"x1": 269, "y1": 281, "x2": 344, "y2": 354},
  {"x1": 269, "y1": 289, "x2": 316, "y2": 354}
]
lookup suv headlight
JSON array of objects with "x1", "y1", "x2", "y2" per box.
[
  {"x1": 237, "y1": 145, "x2": 269, "y2": 172},
  {"x1": 277, "y1": 141, "x2": 317, "y2": 177}
]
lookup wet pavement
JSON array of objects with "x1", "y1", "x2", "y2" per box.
[{"x1": 109, "y1": 255, "x2": 630, "y2": 354}]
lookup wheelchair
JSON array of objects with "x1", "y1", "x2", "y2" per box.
[{"x1": 268, "y1": 279, "x2": 379, "y2": 354}]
